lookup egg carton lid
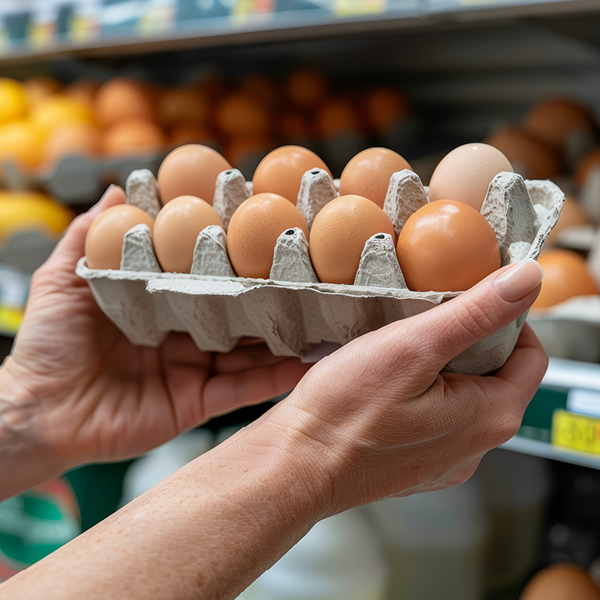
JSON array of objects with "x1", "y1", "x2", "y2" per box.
[{"x1": 77, "y1": 167, "x2": 563, "y2": 375}]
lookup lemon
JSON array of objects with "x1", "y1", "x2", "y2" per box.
[
  {"x1": 0, "y1": 79, "x2": 29, "y2": 125},
  {"x1": 31, "y1": 96, "x2": 95, "y2": 138},
  {"x1": 0, "y1": 121, "x2": 44, "y2": 169},
  {"x1": 0, "y1": 191, "x2": 75, "y2": 239}
]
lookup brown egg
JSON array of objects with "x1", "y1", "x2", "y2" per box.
[
  {"x1": 363, "y1": 87, "x2": 409, "y2": 134},
  {"x1": 153, "y1": 195, "x2": 224, "y2": 273},
  {"x1": 309, "y1": 194, "x2": 396, "y2": 285},
  {"x1": 397, "y1": 200, "x2": 501, "y2": 292},
  {"x1": 227, "y1": 193, "x2": 309, "y2": 279},
  {"x1": 485, "y1": 126, "x2": 561, "y2": 180},
  {"x1": 158, "y1": 86, "x2": 209, "y2": 127},
  {"x1": 101, "y1": 119, "x2": 166, "y2": 157},
  {"x1": 157, "y1": 144, "x2": 232, "y2": 205},
  {"x1": 286, "y1": 69, "x2": 328, "y2": 108},
  {"x1": 252, "y1": 145, "x2": 331, "y2": 204},
  {"x1": 169, "y1": 123, "x2": 213, "y2": 147},
  {"x1": 316, "y1": 98, "x2": 362, "y2": 139},
  {"x1": 94, "y1": 78, "x2": 156, "y2": 128},
  {"x1": 428, "y1": 143, "x2": 514, "y2": 212},
  {"x1": 546, "y1": 195, "x2": 591, "y2": 245},
  {"x1": 339, "y1": 148, "x2": 413, "y2": 209},
  {"x1": 574, "y1": 149, "x2": 600, "y2": 187},
  {"x1": 532, "y1": 249, "x2": 598, "y2": 309},
  {"x1": 44, "y1": 122, "x2": 101, "y2": 165},
  {"x1": 215, "y1": 92, "x2": 270, "y2": 137},
  {"x1": 85, "y1": 204, "x2": 154, "y2": 270},
  {"x1": 520, "y1": 563, "x2": 600, "y2": 600},
  {"x1": 524, "y1": 98, "x2": 595, "y2": 148}
]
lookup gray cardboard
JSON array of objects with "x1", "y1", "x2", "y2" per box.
[
  {"x1": 126, "y1": 170, "x2": 162, "y2": 219},
  {"x1": 77, "y1": 169, "x2": 564, "y2": 375},
  {"x1": 383, "y1": 169, "x2": 428, "y2": 236}
]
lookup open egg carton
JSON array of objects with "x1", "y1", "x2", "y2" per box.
[
  {"x1": 528, "y1": 229, "x2": 600, "y2": 362},
  {"x1": 76, "y1": 167, "x2": 563, "y2": 375}
]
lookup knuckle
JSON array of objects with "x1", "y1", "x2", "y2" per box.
[{"x1": 453, "y1": 297, "x2": 497, "y2": 340}]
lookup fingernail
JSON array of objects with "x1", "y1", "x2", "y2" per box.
[{"x1": 493, "y1": 259, "x2": 543, "y2": 302}]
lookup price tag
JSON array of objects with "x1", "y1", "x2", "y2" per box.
[
  {"x1": 0, "y1": 304, "x2": 23, "y2": 335},
  {"x1": 552, "y1": 409, "x2": 600, "y2": 455}
]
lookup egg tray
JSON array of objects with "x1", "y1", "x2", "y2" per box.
[
  {"x1": 1, "y1": 152, "x2": 165, "y2": 205},
  {"x1": 76, "y1": 168, "x2": 564, "y2": 376},
  {"x1": 527, "y1": 227, "x2": 600, "y2": 363}
]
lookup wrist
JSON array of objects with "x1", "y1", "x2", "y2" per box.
[{"x1": 0, "y1": 358, "x2": 65, "y2": 499}]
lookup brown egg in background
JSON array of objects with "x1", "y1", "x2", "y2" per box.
[
  {"x1": 286, "y1": 69, "x2": 329, "y2": 109},
  {"x1": 169, "y1": 123, "x2": 214, "y2": 147},
  {"x1": 397, "y1": 200, "x2": 501, "y2": 292},
  {"x1": 43, "y1": 122, "x2": 102, "y2": 166},
  {"x1": 85, "y1": 204, "x2": 154, "y2": 270},
  {"x1": 94, "y1": 78, "x2": 156, "y2": 128},
  {"x1": 309, "y1": 194, "x2": 396, "y2": 285},
  {"x1": 101, "y1": 118, "x2": 167, "y2": 157},
  {"x1": 485, "y1": 126, "x2": 561, "y2": 180},
  {"x1": 339, "y1": 148, "x2": 413, "y2": 209},
  {"x1": 363, "y1": 87, "x2": 409, "y2": 135},
  {"x1": 158, "y1": 86, "x2": 209, "y2": 127},
  {"x1": 252, "y1": 145, "x2": 331, "y2": 204},
  {"x1": 316, "y1": 97, "x2": 362, "y2": 140},
  {"x1": 239, "y1": 73, "x2": 278, "y2": 109},
  {"x1": 545, "y1": 194, "x2": 591, "y2": 246},
  {"x1": 523, "y1": 98, "x2": 595, "y2": 149},
  {"x1": 532, "y1": 249, "x2": 599, "y2": 310},
  {"x1": 519, "y1": 563, "x2": 600, "y2": 600},
  {"x1": 428, "y1": 143, "x2": 514, "y2": 212},
  {"x1": 157, "y1": 144, "x2": 232, "y2": 205},
  {"x1": 227, "y1": 193, "x2": 309, "y2": 279},
  {"x1": 153, "y1": 195, "x2": 224, "y2": 273},
  {"x1": 574, "y1": 149, "x2": 600, "y2": 187},
  {"x1": 216, "y1": 92, "x2": 270, "y2": 138}
]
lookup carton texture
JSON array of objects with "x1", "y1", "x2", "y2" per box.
[{"x1": 77, "y1": 168, "x2": 564, "y2": 375}]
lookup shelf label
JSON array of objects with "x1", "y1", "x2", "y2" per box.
[
  {"x1": 552, "y1": 409, "x2": 600, "y2": 456},
  {"x1": 0, "y1": 305, "x2": 23, "y2": 335},
  {"x1": 567, "y1": 388, "x2": 600, "y2": 419}
]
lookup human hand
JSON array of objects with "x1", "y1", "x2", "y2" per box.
[
  {"x1": 0, "y1": 186, "x2": 310, "y2": 497},
  {"x1": 263, "y1": 259, "x2": 548, "y2": 518}
]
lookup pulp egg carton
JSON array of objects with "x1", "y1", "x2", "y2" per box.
[
  {"x1": 76, "y1": 167, "x2": 564, "y2": 375},
  {"x1": 528, "y1": 228, "x2": 600, "y2": 363}
]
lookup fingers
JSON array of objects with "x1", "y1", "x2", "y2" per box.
[
  {"x1": 203, "y1": 358, "x2": 313, "y2": 418},
  {"x1": 47, "y1": 185, "x2": 126, "y2": 269},
  {"x1": 213, "y1": 343, "x2": 293, "y2": 373},
  {"x1": 406, "y1": 260, "x2": 543, "y2": 370}
]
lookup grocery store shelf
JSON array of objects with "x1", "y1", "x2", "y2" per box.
[
  {"x1": 1, "y1": 0, "x2": 599, "y2": 64},
  {"x1": 504, "y1": 358, "x2": 600, "y2": 470}
]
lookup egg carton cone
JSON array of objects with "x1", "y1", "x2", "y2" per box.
[
  {"x1": 77, "y1": 167, "x2": 563, "y2": 375},
  {"x1": 528, "y1": 225, "x2": 600, "y2": 362}
]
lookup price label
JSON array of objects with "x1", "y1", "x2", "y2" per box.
[{"x1": 552, "y1": 409, "x2": 600, "y2": 455}]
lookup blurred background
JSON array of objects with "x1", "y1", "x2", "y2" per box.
[{"x1": 2, "y1": 1, "x2": 600, "y2": 598}]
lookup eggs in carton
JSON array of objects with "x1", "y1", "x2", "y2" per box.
[{"x1": 77, "y1": 158, "x2": 563, "y2": 375}]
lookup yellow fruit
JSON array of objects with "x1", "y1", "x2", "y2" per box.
[
  {"x1": 0, "y1": 79, "x2": 28, "y2": 125},
  {"x1": 0, "y1": 121, "x2": 44, "y2": 169},
  {"x1": 0, "y1": 191, "x2": 75, "y2": 239},
  {"x1": 31, "y1": 96, "x2": 95, "y2": 138}
]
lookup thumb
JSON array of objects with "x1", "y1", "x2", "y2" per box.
[{"x1": 410, "y1": 259, "x2": 543, "y2": 370}]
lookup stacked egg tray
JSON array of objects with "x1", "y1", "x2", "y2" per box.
[
  {"x1": 76, "y1": 167, "x2": 563, "y2": 375},
  {"x1": 2, "y1": 152, "x2": 165, "y2": 205}
]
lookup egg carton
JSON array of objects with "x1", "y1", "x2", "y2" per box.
[
  {"x1": 528, "y1": 226, "x2": 600, "y2": 362},
  {"x1": 76, "y1": 167, "x2": 564, "y2": 375}
]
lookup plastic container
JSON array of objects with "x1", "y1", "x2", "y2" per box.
[
  {"x1": 241, "y1": 508, "x2": 388, "y2": 600},
  {"x1": 363, "y1": 479, "x2": 488, "y2": 600}
]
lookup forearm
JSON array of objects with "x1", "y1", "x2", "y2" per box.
[
  {"x1": 0, "y1": 410, "x2": 328, "y2": 600},
  {"x1": 0, "y1": 361, "x2": 64, "y2": 500}
]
